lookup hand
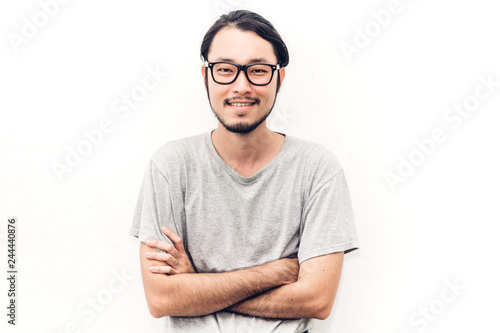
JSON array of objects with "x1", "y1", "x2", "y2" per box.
[{"x1": 145, "y1": 226, "x2": 196, "y2": 275}]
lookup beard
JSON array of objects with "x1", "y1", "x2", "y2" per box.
[
  {"x1": 206, "y1": 85, "x2": 278, "y2": 135},
  {"x1": 215, "y1": 111, "x2": 269, "y2": 134}
]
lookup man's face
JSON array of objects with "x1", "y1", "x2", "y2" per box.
[{"x1": 202, "y1": 27, "x2": 285, "y2": 134}]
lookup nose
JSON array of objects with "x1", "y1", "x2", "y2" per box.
[{"x1": 232, "y1": 69, "x2": 253, "y2": 95}]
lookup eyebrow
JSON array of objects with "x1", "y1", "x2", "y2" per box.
[{"x1": 215, "y1": 57, "x2": 271, "y2": 64}]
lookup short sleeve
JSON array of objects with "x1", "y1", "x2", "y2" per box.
[
  {"x1": 130, "y1": 160, "x2": 176, "y2": 247},
  {"x1": 298, "y1": 169, "x2": 359, "y2": 264}
]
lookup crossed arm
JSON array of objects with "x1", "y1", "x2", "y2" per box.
[{"x1": 140, "y1": 227, "x2": 344, "y2": 320}]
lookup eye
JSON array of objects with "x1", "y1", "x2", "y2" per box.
[
  {"x1": 213, "y1": 63, "x2": 238, "y2": 77},
  {"x1": 249, "y1": 65, "x2": 270, "y2": 75},
  {"x1": 252, "y1": 69, "x2": 268, "y2": 74},
  {"x1": 218, "y1": 67, "x2": 233, "y2": 73}
]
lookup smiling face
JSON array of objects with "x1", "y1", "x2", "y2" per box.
[{"x1": 202, "y1": 27, "x2": 285, "y2": 134}]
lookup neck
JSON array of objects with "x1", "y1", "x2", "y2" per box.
[{"x1": 211, "y1": 122, "x2": 284, "y2": 170}]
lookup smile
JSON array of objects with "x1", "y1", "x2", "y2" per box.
[{"x1": 228, "y1": 102, "x2": 255, "y2": 106}]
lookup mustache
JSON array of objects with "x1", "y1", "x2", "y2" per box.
[{"x1": 224, "y1": 97, "x2": 260, "y2": 105}]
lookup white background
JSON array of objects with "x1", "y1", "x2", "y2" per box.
[{"x1": 1, "y1": 0, "x2": 499, "y2": 332}]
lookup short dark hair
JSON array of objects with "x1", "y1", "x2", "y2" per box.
[{"x1": 200, "y1": 10, "x2": 289, "y2": 67}]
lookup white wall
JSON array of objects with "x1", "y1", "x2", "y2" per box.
[{"x1": 1, "y1": 0, "x2": 499, "y2": 332}]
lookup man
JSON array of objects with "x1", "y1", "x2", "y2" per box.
[{"x1": 131, "y1": 10, "x2": 359, "y2": 333}]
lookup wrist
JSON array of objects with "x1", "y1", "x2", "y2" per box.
[{"x1": 265, "y1": 258, "x2": 299, "y2": 285}]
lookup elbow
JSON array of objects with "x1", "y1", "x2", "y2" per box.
[
  {"x1": 296, "y1": 282, "x2": 336, "y2": 320},
  {"x1": 311, "y1": 298, "x2": 334, "y2": 320},
  {"x1": 147, "y1": 294, "x2": 172, "y2": 319},
  {"x1": 315, "y1": 308, "x2": 331, "y2": 321},
  {"x1": 149, "y1": 308, "x2": 163, "y2": 319},
  {"x1": 147, "y1": 299, "x2": 164, "y2": 318},
  {"x1": 148, "y1": 305, "x2": 164, "y2": 319},
  {"x1": 147, "y1": 292, "x2": 192, "y2": 318}
]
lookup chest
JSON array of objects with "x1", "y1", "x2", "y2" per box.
[{"x1": 182, "y1": 176, "x2": 304, "y2": 272}]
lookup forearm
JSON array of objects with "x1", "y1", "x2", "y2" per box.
[
  {"x1": 148, "y1": 263, "x2": 289, "y2": 317},
  {"x1": 226, "y1": 279, "x2": 328, "y2": 320},
  {"x1": 142, "y1": 239, "x2": 298, "y2": 318},
  {"x1": 226, "y1": 253, "x2": 344, "y2": 320}
]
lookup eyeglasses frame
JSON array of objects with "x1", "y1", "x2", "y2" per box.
[{"x1": 204, "y1": 61, "x2": 280, "y2": 86}]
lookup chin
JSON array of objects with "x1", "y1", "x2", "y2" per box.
[{"x1": 222, "y1": 121, "x2": 260, "y2": 134}]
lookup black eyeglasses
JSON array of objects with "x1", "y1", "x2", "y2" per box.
[{"x1": 204, "y1": 61, "x2": 280, "y2": 86}]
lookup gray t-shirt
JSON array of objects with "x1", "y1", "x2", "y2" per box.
[{"x1": 131, "y1": 131, "x2": 359, "y2": 333}]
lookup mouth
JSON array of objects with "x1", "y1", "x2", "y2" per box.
[
  {"x1": 224, "y1": 97, "x2": 260, "y2": 109},
  {"x1": 227, "y1": 102, "x2": 256, "y2": 107}
]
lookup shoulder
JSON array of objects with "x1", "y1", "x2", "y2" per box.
[
  {"x1": 149, "y1": 132, "x2": 207, "y2": 175},
  {"x1": 284, "y1": 135, "x2": 343, "y2": 177},
  {"x1": 153, "y1": 133, "x2": 205, "y2": 157}
]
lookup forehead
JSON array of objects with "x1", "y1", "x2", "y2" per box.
[{"x1": 208, "y1": 27, "x2": 277, "y2": 64}]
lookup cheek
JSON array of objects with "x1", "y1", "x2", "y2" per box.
[
  {"x1": 207, "y1": 85, "x2": 223, "y2": 105},
  {"x1": 209, "y1": 83, "x2": 230, "y2": 100},
  {"x1": 257, "y1": 88, "x2": 276, "y2": 104}
]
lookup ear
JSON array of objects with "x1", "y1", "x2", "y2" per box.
[
  {"x1": 201, "y1": 65, "x2": 208, "y2": 91},
  {"x1": 277, "y1": 67, "x2": 286, "y2": 93}
]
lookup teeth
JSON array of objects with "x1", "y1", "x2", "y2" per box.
[{"x1": 230, "y1": 103, "x2": 253, "y2": 106}]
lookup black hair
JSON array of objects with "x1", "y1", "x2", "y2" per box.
[{"x1": 200, "y1": 10, "x2": 289, "y2": 67}]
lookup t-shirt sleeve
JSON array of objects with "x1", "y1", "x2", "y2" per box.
[
  {"x1": 298, "y1": 166, "x2": 359, "y2": 264},
  {"x1": 130, "y1": 159, "x2": 176, "y2": 247}
]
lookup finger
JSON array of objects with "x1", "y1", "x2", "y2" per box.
[
  {"x1": 146, "y1": 238, "x2": 179, "y2": 257},
  {"x1": 161, "y1": 226, "x2": 186, "y2": 252},
  {"x1": 150, "y1": 265, "x2": 178, "y2": 275},
  {"x1": 145, "y1": 252, "x2": 179, "y2": 267}
]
